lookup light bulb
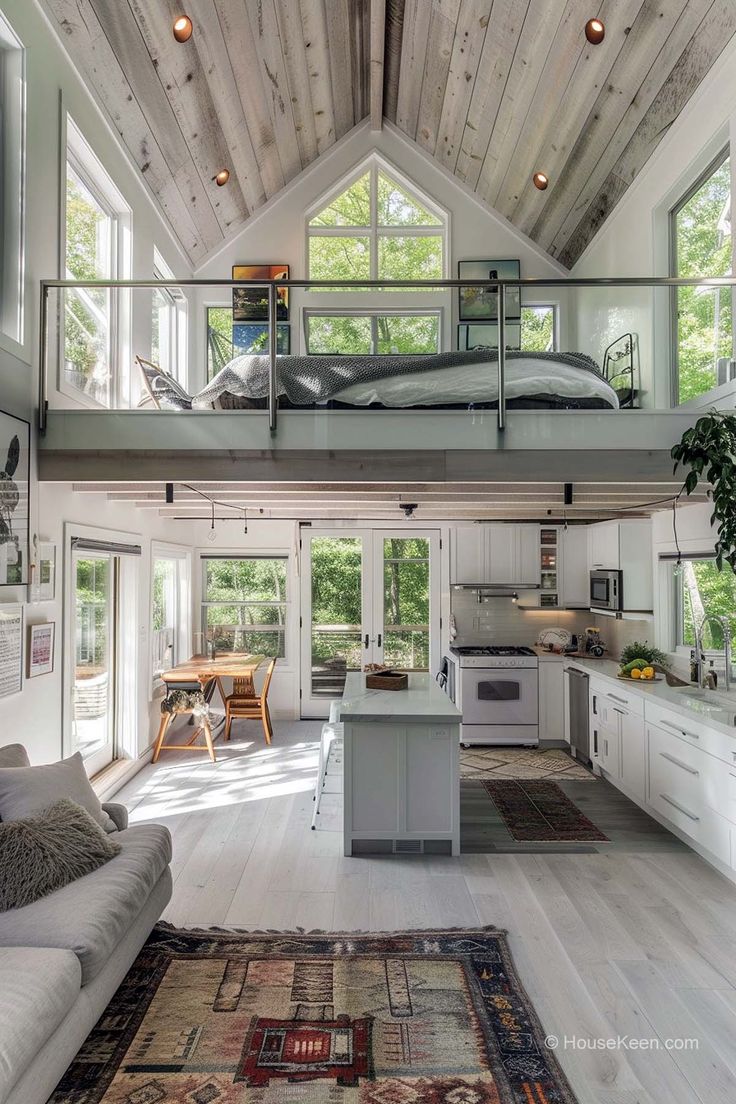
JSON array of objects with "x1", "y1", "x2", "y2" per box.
[
  {"x1": 207, "y1": 526, "x2": 217, "y2": 543},
  {"x1": 173, "y1": 15, "x2": 193, "y2": 42},
  {"x1": 585, "y1": 18, "x2": 605, "y2": 44}
]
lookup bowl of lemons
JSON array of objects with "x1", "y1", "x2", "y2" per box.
[{"x1": 618, "y1": 659, "x2": 658, "y2": 681}]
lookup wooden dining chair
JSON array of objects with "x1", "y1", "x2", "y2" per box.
[{"x1": 223, "y1": 657, "x2": 276, "y2": 744}]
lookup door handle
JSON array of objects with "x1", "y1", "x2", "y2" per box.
[
  {"x1": 364, "y1": 633, "x2": 369, "y2": 648},
  {"x1": 377, "y1": 633, "x2": 382, "y2": 647}
]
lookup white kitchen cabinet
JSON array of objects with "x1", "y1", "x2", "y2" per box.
[
  {"x1": 588, "y1": 518, "x2": 653, "y2": 612},
  {"x1": 588, "y1": 521, "x2": 619, "y2": 570},
  {"x1": 450, "y1": 524, "x2": 541, "y2": 586},
  {"x1": 539, "y1": 661, "x2": 565, "y2": 743},
  {"x1": 560, "y1": 526, "x2": 589, "y2": 608},
  {"x1": 619, "y1": 706, "x2": 646, "y2": 801}
]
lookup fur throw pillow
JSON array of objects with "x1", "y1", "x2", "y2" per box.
[{"x1": 0, "y1": 798, "x2": 122, "y2": 912}]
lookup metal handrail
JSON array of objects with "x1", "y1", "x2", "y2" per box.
[{"x1": 39, "y1": 274, "x2": 736, "y2": 437}]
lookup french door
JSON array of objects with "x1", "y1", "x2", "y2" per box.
[
  {"x1": 71, "y1": 549, "x2": 117, "y2": 775},
  {"x1": 300, "y1": 528, "x2": 440, "y2": 718}
]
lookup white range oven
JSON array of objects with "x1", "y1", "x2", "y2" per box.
[{"x1": 449, "y1": 645, "x2": 539, "y2": 747}]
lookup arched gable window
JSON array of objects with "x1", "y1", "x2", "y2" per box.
[{"x1": 307, "y1": 159, "x2": 446, "y2": 283}]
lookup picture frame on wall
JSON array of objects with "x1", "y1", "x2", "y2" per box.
[
  {"x1": 232, "y1": 323, "x2": 291, "y2": 355},
  {"x1": 0, "y1": 409, "x2": 30, "y2": 587},
  {"x1": 458, "y1": 323, "x2": 521, "y2": 352},
  {"x1": 0, "y1": 604, "x2": 23, "y2": 697},
  {"x1": 232, "y1": 265, "x2": 289, "y2": 322},
  {"x1": 32, "y1": 540, "x2": 57, "y2": 602},
  {"x1": 458, "y1": 259, "x2": 521, "y2": 322},
  {"x1": 28, "y1": 622, "x2": 55, "y2": 678}
]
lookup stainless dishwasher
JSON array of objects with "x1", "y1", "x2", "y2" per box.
[{"x1": 566, "y1": 667, "x2": 591, "y2": 765}]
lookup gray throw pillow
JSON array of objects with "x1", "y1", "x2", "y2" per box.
[
  {"x1": 0, "y1": 752, "x2": 117, "y2": 833},
  {"x1": 0, "y1": 798, "x2": 122, "y2": 912},
  {"x1": 0, "y1": 744, "x2": 30, "y2": 769}
]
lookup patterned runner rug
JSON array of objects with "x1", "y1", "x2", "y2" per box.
[
  {"x1": 483, "y1": 780, "x2": 609, "y2": 842},
  {"x1": 50, "y1": 925, "x2": 577, "y2": 1104},
  {"x1": 461, "y1": 747, "x2": 595, "y2": 781}
]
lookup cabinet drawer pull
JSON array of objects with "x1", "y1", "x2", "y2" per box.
[
  {"x1": 607, "y1": 693, "x2": 628, "y2": 704},
  {"x1": 659, "y1": 793, "x2": 700, "y2": 822},
  {"x1": 660, "y1": 718, "x2": 699, "y2": 740},
  {"x1": 659, "y1": 751, "x2": 698, "y2": 776}
]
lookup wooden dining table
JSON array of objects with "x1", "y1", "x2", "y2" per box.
[{"x1": 154, "y1": 653, "x2": 266, "y2": 762}]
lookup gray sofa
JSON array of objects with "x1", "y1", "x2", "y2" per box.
[{"x1": 0, "y1": 744, "x2": 172, "y2": 1104}]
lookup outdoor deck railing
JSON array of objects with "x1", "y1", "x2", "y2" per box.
[{"x1": 38, "y1": 275, "x2": 736, "y2": 437}]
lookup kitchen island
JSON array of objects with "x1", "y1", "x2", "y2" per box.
[{"x1": 338, "y1": 672, "x2": 462, "y2": 857}]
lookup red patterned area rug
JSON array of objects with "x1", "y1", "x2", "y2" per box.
[
  {"x1": 49, "y1": 925, "x2": 578, "y2": 1104},
  {"x1": 484, "y1": 780, "x2": 609, "y2": 842}
]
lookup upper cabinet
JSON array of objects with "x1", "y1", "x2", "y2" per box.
[
  {"x1": 588, "y1": 518, "x2": 653, "y2": 612},
  {"x1": 450, "y1": 525, "x2": 541, "y2": 586},
  {"x1": 560, "y1": 527, "x2": 590, "y2": 608},
  {"x1": 588, "y1": 520, "x2": 619, "y2": 570}
]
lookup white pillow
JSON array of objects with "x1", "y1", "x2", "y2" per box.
[{"x1": 0, "y1": 752, "x2": 116, "y2": 833}]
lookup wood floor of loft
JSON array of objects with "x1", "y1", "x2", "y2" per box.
[{"x1": 115, "y1": 718, "x2": 736, "y2": 1104}]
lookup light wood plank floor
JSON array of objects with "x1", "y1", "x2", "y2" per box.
[{"x1": 116, "y1": 720, "x2": 736, "y2": 1104}]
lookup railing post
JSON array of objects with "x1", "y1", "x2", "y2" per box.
[
  {"x1": 497, "y1": 283, "x2": 506, "y2": 432},
  {"x1": 268, "y1": 281, "x2": 278, "y2": 435},
  {"x1": 38, "y1": 282, "x2": 49, "y2": 435}
]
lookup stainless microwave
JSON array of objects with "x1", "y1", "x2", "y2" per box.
[{"x1": 589, "y1": 568, "x2": 623, "y2": 611}]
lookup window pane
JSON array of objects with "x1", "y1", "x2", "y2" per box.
[
  {"x1": 65, "y1": 165, "x2": 112, "y2": 404},
  {"x1": 378, "y1": 235, "x2": 443, "y2": 281},
  {"x1": 383, "y1": 537, "x2": 430, "y2": 671},
  {"x1": 521, "y1": 306, "x2": 555, "y2": 352},
  {"x1": 377, "y1": 172, "x2": 441, "y2": 226},
  {"x1": 309, "y1": 236, "x2": 370, "y2": 282},
  {"x1": 679, "y1": 559, "x2": 736, "y2": 651},
  {"x1": 376, "y1": 315, "x2": 439, "y2": 354},
  {"x1": 152, "y1": 558, "x2": 176, "y2": 677},
  {"x1": 207, "y1": 306, "x2": 235, "y2": 379},
  {"x1": 307, "y1": 315, "x2": 372, "y2": 354},
  {"x1": 310, "y1": 537, "x2": 363, "y2": 697},
  {"x1": 674, "y1": 156, "x2": 732, "y2": 403},
  {"x1": 205, "y1": 603, "x2": 286, "y2": 658},
  {"x1": 205, "y1": 558, "x2": 287, "y2": 604},
  {"x1": 73, "y1": 555, "x2": 112, "y2": 759},
  {"x1": 310, "y1": 172, "x2": 371, "y2": 226}
]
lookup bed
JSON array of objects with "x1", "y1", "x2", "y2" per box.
[{"x1": 193, "y1": 348, "x2": 623, "y2": 411}]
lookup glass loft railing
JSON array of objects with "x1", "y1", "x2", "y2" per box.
[{"x1": 38, "y1": 276, "x2": 736, "y2": 435}]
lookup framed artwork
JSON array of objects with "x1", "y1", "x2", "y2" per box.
[
  {"x1": 0, "y1": 409, "x2": 30, "y2": 587},
  {"x1": 232, "y1": 323, "x2": 291, "y2": 355},
  {"x1": 458, "y1": 259, "x2": 521, "y2": 322},
  {"x1": 28, "y1": 622, "x2": 55, "y2": 678},
  {"x1": 32, "y1": 540, "x2": 56, "y2": 602},
  {"x1": 232, "y1": 264, "x2": 289, "y2": 322},
  {"x1": 458, "y1": 323, "x2": 521, "y2": 352},
  {"x1": 0, "y1": 604, "x2": 23, "y2": 697}
]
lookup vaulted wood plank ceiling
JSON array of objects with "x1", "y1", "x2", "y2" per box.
[{"x1": 45, "y1": 0, "x2": 736, "y2": 268}]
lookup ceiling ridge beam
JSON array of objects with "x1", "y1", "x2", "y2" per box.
[{"x1": 370, "y1": 0, "x2": 387, "y2": 130}]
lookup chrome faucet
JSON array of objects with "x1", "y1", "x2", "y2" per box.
[{"x1": 694, "y1": 614, "x2": 732, "y2": 693}]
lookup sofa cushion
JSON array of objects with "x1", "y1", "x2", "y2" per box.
[
  {"x1": 0, "y1": 946, "x2": 81, "y2": 1104},
  {"x1": 0, "y1": 745, "x2": 29, "y2": 770},
  {"x1": 0, "y1": 799, "x2": 121, "y2": 912},
  {"x1": 0, "y1": 752, "x2": 116, "y2": 833},
  {"x1": 0, "y1": 823, "x2": 171, "y2": 985}
]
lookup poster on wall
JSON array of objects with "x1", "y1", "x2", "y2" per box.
[
  {"x1": 232, "y1": 323, "x2": 291, "y2": 355},
  {"x1": 458, "y1": 259, "x2": 521, "y2": 322},
  {"x1": 28, "y1": 622, "x2": 55, "y2": 678},
  {"x1": 0, "y1": 604, "x2": 23, "y2": 698},
  {"x1": 232, "y1": 265, "x2": 289, "y2": 322},
  {"x1": 31, "y1": 540, "x2": 56, "y2": 602},
  {"x1": 0, "y1": 409, "x2": 30, "y2": 586}
]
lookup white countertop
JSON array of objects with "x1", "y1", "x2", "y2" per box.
[
  {"x1": 339, "y1": 672, "x2": 462, "y2": 723},
  {"x1": 563, "y1": 655, "x2": 736, "y2": 736}
]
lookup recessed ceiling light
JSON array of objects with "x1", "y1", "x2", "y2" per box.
[
  {"x1": 533, "y1": 172, "x2": 549, "y2": 190},
  {"x1": 214, "y1": 169, "x2": 230, "y2": 187},
  {"x1": 585, "y1": 18, "x2": 605, "y2": 44},
  {"x1": 173, "y1": 15, "x2": 193, "y2": 43}
]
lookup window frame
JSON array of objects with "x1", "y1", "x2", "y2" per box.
[
  {"x1": 303, "y1": 307, "x2": 443, "y2": 355},
  {"x1": 60, "y1": 113, "x2": 132, "y2": 409},
  {"x1": 668, "y1": 145, "x2": 732, "y2": 407},
  {"x1": 0, "y1": 12, "x2": 25, "y2": 349},
  {"x1": 200, "y1": 554, "x2": 289, "y2": 662},
  {"x1": 150, "y1": 542, "x2": 191, "y2": 693},
  {"x1": 152, "y1": 248, "x2": 187, "y2": 386},
  {"x1": 305, "y1": 155, "x2": 449, "y2": 284},
  {"x1": 520, "y1": 303, "x2": 559, "y2": 352}
]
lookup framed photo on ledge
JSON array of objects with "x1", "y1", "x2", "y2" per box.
[
  {"x1": 232, "y1": 264, "x2": 289, "y2": 322},
  {"x1": 0, "y1": 409, "x2": 30, "y2": 587},
  {"x1": 458, "y1": 259, "x2": 521, "y2": 322},
  {"x1": 232, "y1": 323, "x2": 291, "y2": 355},
  {"x1": 458, "y1": 323, "x2": 521, "y2": 352},
  {"x1": 28, "y1": 622, "x2": 55, "y2": 678}
]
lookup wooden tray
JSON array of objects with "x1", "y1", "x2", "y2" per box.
[
  {"x1": 616, "y1": 674, "x2": 663, "y2": 682},
  {"x1": 366, "y1": 670, "x2": 408, "y2": 691}
]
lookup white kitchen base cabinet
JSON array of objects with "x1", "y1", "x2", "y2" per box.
[
  {"x1": 340, "y1": 673, "x2": 461, "y2": 857},
  {"x1": 539, "y1": 661, "x2": 565, "y2": 743}
]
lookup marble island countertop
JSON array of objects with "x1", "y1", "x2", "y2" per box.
[
  {"x1": 339, "y1": 672, "x2": 461, "y2": 723},
  {"x1": 562, "y1": 654, "x2": 736, "y2": 735}
]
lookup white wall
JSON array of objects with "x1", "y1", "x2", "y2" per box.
[
  {"x1": 571, "y1": 34, "x2": 736, "y2": 409},
  {"x1": 0, "y1": 0, "x2": 193, "y2": 759},
  {"x1": 191, "y1": 120, "x2": 569, "y2": 393}
]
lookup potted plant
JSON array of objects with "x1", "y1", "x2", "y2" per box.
[
  {"x1": 618, "y1": 641, "x2": 669, "y2": 681},
  {"x1": 671, "y1": 411, "x2": 736, "y2": 571}
]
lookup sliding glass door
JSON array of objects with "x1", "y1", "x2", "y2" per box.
[
  {"x1": 300, "y1": 529, "x2": 439, "y2": 718},
  {"x1": 72, "y1": 549, "x2": 116, "y2": 774}
]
